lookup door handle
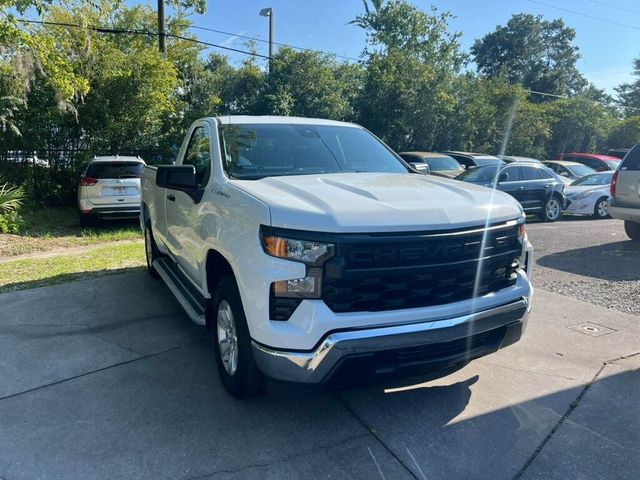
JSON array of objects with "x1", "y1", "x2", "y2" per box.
[
  {"x1": 518, "y1": 186, "x2": 525, "y2": 190},
  {"x1": 167, "y1": 194, "x2": 176, "y2": 202},
  {"x1": 544, "y1": 184, "x2": 552, "y2": 188}
]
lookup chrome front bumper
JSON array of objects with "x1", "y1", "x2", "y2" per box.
[{"x1": 252, "y1": 298, "x2": 530, "y2": 384}]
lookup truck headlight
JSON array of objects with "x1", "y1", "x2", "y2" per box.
[
  {"x1": 260, "y1": 232, "x2": 335, "y2": 266},
  {"x1": 260, "y1": 227, "x2": 335, "y2": 299}
]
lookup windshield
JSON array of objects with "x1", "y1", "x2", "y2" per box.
[
  {"x1": 219, "y1": 124, "x2": 408, "y2": 180},
  {"x1": 571, "y1": 173, "x2": 613, "y2": 186},
  {"x1": 426, "y1": 156, "x2": 463, "y2": 171},
  {"x1": 457, "y1": 165, "x2": 501, "y2": 182},
  {"x1": 566, "y1": 164, "x2": 596, "y2": 176},
  {"x1": 85, "y1": 162, "x2": 144, "y2": 179}
]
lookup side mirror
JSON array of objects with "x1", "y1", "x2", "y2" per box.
[
  {"x1": 410, "y1": 162, "x2": 430, "y2": 175},
  {"x1": 498, "y1": 172, "x2": 508, "y2": 183},
  {"x1": 156, "y1": 165, "x2": 197, "y2": 192}
]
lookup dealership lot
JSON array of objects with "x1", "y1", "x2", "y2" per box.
[{"x1": 0, "y1": 219, "x2": 638, "y2": 480}]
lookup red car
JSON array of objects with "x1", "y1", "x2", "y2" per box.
[{"x1": 559, "y1": 153, "x2": 621, "y2": 172}]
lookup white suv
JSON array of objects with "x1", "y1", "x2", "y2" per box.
[{"x1": 78, "y1": 156, "x2": 145, "y2": 226}]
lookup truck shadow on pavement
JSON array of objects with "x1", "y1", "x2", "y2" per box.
[{"x1": 536, "y1": 240, "x2": 640, "y2": 281}]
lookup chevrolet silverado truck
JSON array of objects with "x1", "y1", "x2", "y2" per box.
[{"x1": 140, "y1": 116, "x2": 533, "y2": 398}]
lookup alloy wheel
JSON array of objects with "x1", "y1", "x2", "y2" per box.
[{"x1": 217, "y1": 300, "x2": 238, "y2": 376}]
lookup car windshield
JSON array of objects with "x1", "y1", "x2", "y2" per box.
[
  {"x1": 219, "y1": 123, "x2": 408, "y2": 180},
  {"x1": 457, "y1": 165, "x2": 501, "y2": 182},
  {"x1": 426, "y1": 156, "x2": 463, "y2": 171},
  {"x1": 85, "y1": 162, "x2": 144, "y2": 179},
  {"x1": 474, "y1": 156, "x2": 505, "y2": 167},
  {"x1": 567, "y1": 164, "x2": 596, "y2": 176},
  {"x1": 571, "y1": 173, "x2": 613, "y2": 186}
]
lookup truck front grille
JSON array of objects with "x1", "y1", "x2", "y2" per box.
[{"x1": 322, "y1": 223, "x2": 522, "y2": 313}]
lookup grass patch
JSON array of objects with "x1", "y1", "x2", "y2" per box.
[
  {"x1": 0, "y1": 241, "x2": 145, "y2": 293},
  {"x1": 0, "y1": 205, "x2": 142, "y2": 257}
]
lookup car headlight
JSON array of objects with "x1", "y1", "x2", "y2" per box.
[{"x1": 260, "y1": 227, "x2": 335, "y2": 298}]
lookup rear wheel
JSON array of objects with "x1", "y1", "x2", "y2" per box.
[
  {"x1": 593, "y1": 197, "x2": 610, "y2": 219},
  {"x1": 540, "y1": 196, "x2": 562, "y2": 222},
  {"x1": 144, "y1": 222, "x2": 160, "y2": 278},
  {"x1": 624, "y1": 221, "x2": 640, "y2": 241},
  {"x1": 79, "y1": 213, "x2": 93, "y2": 228},
  {"x1": 211, "y1": 275, "x2": 264, "y2": 398}
]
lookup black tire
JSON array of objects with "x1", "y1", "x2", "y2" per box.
[
  {"x1": 593, "y1": 197, "x2": 610, "y2": 219},
  {"x1": 540, "y1": 195, "x2": 562, "y2": 222},
  {"x1": 79, "y1": 214, "x2": 93, "y2": 228},
  {"x1": 144, "y1": 222, "x2": 160, "y2": 278},
  {"x1": 211, "y1": 275, "x2": 264, "y2": 398},
  {"x1": 624, "y1": 221, "x2": 640, "y2": 241}
]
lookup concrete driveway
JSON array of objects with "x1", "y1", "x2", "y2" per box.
[{"x1": 1, "y1": 256, "x2": 639, "y2": 478}]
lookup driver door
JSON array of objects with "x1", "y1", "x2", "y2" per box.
[{"x1": 165, "y1": 123, "x2": 212, "y2": 283}]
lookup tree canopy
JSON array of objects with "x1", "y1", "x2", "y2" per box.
[
  {"x1": 471, "y1": 13, "x2": 587, "y2": 97},
  {"x1": 1, "y1": 0, "x2": 639, "y2": 206}
]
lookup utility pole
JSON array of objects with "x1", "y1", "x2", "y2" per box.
[
  {"x1": 158, "y1": 0, "x2": 166, "y2": 56},
  {"x1": 259, "y1": 8, "x2": 274, "y2": 72}
]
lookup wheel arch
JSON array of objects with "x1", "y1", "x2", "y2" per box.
[{"x1": 204, "y1": 249, "x2": 235, "y2": 330}]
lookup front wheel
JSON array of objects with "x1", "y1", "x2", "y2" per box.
[
  {"x1": 624, "y1": 221, "x2": 640, "y2": 241},
  {"x1": 540, "y1": 196, "x2": 562, "y2": 222},
  {"x1": 593, "y1": 197, "x2": 610, "y2": 219},
  {"x1": 211, "y1": 275, "x2": 264, "y2": 398}
]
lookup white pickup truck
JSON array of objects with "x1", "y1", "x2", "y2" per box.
[{"x1": 141, "y1": 116, "x2": 533, "y2": 398}]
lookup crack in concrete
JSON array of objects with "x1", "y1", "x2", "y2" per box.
[
  {"x1": 90, "y1": 333, "x2": 145, "y2": 356},
  {"x1": 477, "y1": 360, "x2": 577, "y2": 381},
  {"x1": 0, "y1": 341, "x2": 202, "y2": 402},
  {"x1": 511, "y1": 351, "x2": 640, "y2": 480},
  {"x1": 181, "y1": 433, "x2": 371, "y2": 480},
  {"x1": 335, "y1": 392, "x2": 420, "y2": 480}
]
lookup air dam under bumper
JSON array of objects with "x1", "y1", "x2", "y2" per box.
[{"x1": 251, "y1": 298, "x2": 529, "y2": 384}]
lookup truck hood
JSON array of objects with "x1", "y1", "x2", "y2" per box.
[{"x1": 231, "y1": 173, "x2": 523, "y2": 233}]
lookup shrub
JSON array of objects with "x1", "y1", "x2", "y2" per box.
[{"x1": 0, "y1": 178, "x2": 25, "y2": 233}]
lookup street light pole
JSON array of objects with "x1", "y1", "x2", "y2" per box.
[
  {"x1": 259, "y1": 7, "x2": 274, "y2": 72},
  {"x1": 158, "y1": 0, "x2": 166, "y2": 56}
]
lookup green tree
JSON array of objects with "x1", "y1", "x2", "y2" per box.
[
  {"x1": 608, "y1": 116, "x2": 640, "y2": 148},
  {"x1": 260, "y1": 47, "x2": 362, "y2": 120},
  {"x1": 471, "y1": 14, "x2": 587, "y2": 97},
  {"x1": 352, "y1": 0, "x2": 464, "y2": 150},
  {"x1": 615, "y1": 56, "x2": 640, "y2": 116},
  {"x1": 543, "y1": 98, "x2": 615, "y2": 156}
]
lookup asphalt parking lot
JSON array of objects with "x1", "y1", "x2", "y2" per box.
[{"x1": 1, "y1": 218, "x2": 639, "y2": 480}]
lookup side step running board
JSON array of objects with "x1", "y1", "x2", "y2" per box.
[{"x1": 154, "y1": 258, "x2": 207, "y2": 325}]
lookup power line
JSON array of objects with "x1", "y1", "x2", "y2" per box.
[
  {"x1": 527, "y1": 89, "x2": 640, "y2": 112},
  {"x1": 183, "y1": 24, "x2": 361, "y2": 62},
  {"x1": 527, "y1": 0, "x2": 640, "y2": 31},
  {"x1": 16, "y1": 18, "x2": 271, "y2": 59},
  {"x1": 585, "y1": 0, "x2": 640, "y2": 16}
]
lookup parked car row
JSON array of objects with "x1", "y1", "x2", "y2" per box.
[{"x1": 75, "y1": 137, "x2": 638, "y2": 237}]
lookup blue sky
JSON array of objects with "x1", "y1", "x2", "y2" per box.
[{"x1": 163, "y1": 0, "x2": 639, "y2": 93}]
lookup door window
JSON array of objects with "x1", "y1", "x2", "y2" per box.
[
  {"x1": 582, "y1": 158, "x2": 605, "y2": 171},
  {"x1": 536, "y1": 168, "x2": 554, "y2": 179},
  {"x1": 518, "y1": 166, "x2": 539, "y2": 181},
  {"x1": 183, "y1": 126, "x2": 211, "y2": 187},
  {"x1": 500, "y1": 167, "x2": 520, "y2": 182}
]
